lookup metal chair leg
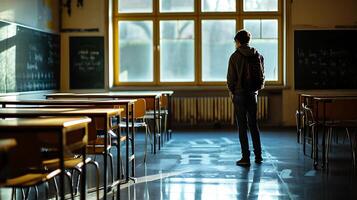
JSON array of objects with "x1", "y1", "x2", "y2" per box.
[
  {"x1": 108, "y1": 152, "x2": 114, "y2": 184},
  {"x1": 65, "y1": 171, "x2": 74, "y2": 200},
  {"x1": 73, "y1": 167, "x2": 82, "y2": 195},
  {"x1": 144, "y1": 125, "x2": 148, "y2": 163},
  {"x1": 44, "y1": 182, "x2": 50, "y2": 199},
  {"x1": 34, "y1": 186, "x2": 39, "y2": 200},
  {"x1": 88, "y1": 160, "x2": 100, "y2": 200},
  {"x1": 345, "y1": 128, "x2": 355, "y2": 168},
  {"x1": 53, "y1": 178, "x2": 59, "y2": 200}
]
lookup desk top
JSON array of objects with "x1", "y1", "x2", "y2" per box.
[
  {"x1": 0, "y1": 108, "x2": 123, "y2": 118},
  {"x1": 0, "y1": 99, "x2": 136, "y2": 106},
  {"x1": 0, "y1": 117, "x2": 91, "y2": 129},
  {"x1": 300, "y1": 93, "x2": 357, "y2": 98},
  {"x1": 45, "y1": 91, "x2": 163, "y2": 99},
  {"x1": 313, "y1": 96, "x2": 357, "y2": 101},
  {"x1": 0, "y1": 139, "x2": 17, "y2": 152}
]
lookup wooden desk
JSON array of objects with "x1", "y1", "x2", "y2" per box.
[
  {"x1": 0, "y1": 108, "x2": 123, "y2": 199},
  {"x1": 0, "y1": 99, "x2": 135, "y2": 200},
  {"x1": 313, "y1": 96, "x2": 357, "y2": 169},
  {"x1": 45, "y1": 92, "x2": 163, "y2": 154},
  {"x1": 297, "y1": 93, "x2": 357, "y2": 142},
  {"x1": 298, "y1": 93, "x2": 357, "y2": 169},
  {"x1": 0, "y1": 117, "x2": 91, "y2": 200}
]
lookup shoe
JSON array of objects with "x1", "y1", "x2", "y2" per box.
[
  {"x1": 236, "y1": 158, "x2": 251, "y2": 167},
  {"x1": 255, "y1": 156, "x2": 263, "y2": 164}
]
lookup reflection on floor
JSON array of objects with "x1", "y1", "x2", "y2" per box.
[
  {"x1": 1, "y1": 129, "x2": 356, "y2": 199},
  {"x1": 117, "y1": 129, "x2": 357, "y2": 200}
]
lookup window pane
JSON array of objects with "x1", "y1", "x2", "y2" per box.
[
  {"x1": 243, "y1": 0, "x2": 278, "y2": 12},
  {"x1": 160, "y1": 20, "x2": 194, "y2": 82},
  {"x1": 201, "y1": 0, "x2": 236, "y2": 12},
  {"x1": 160, "y1": 0, "x2": 194, "y2": 12},
  {"x1": 202, "y1": 20, "x2": 236, "y2": 82},
  {"x1": 243, "y1": 20, "x2": 260, "y2": 38},
  {"x1": 119, "y1": 21, "x2": 153, "y2": 82},
  {"x1": 118, "y1": 0, "x2": 152, "y2": 13},
  {"x1": 262, "y1": 20, "x2": 278, "y2": 38},
  {"x1": 244, "y1": 19, "x2": 279, "y2": 81}
]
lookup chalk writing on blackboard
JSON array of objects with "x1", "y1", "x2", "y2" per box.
[
  {"x1": 70, "y1": 36, "x2": 104, "y2": 89},
  {"x1": 294, "y1": 30, "x2": 357, "y2": 90}
]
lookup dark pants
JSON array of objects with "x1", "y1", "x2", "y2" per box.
[{"x1": 233, "y1": 93, "x2": 262, "y2": 159}]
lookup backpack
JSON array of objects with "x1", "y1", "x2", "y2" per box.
[{"x1": 238, "y1": 49, "x2": 265, "y2": 91}]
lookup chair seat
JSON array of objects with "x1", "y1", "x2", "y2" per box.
[
  {"x1": 324, "y1": 120, "x2": 357, "y2": 128},
  {"x1": 146, "y1": 110, "x2": 168, "y2": 115},
  {"x1": 0, "y1": 170, "x2": 61, "y2": 187},
  {"x1": 42, "y1": 157, "x2": 92, "y2": 170},
  {"x1": 87, "y1": 145, "x2": 112, "y2": 154},
  {"x1": 144, "y1": 115, "x2": 163, "y2": 120},
  {"x1": 119, "y1": 122, "x2": 147, "y2": 128}
]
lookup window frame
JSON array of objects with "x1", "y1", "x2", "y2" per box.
[{"x1": 113, "y1": 0, "x2": 284, "y2": 86}]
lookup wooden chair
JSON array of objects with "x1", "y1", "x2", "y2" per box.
[
  {"x1": 301, "y1": 104, "x2": 316, "y2": 158},
  {"x1": 302, "y1": 104, "x2": 357, "y2": 170},
  {"x1": 119, "y1": 98, "x2": 151, "y2": 162},
  {"x1": 0, "y1": 137, "x2": 62, "y2": 200},
  {"x1": 325, "y1": 120, "x2": 357, "y2": 169},
  {"x1": 144, "y1": 96, "x2": 168, "y2": 146}
]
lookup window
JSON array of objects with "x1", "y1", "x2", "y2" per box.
[
  {"x1": 114, "y1": 0, "x2": 283, "y2": 86},
  {"x1": 201, "y1": 0, "x2": 236, "y2": 12},
  {"x1": 118, "y1": 0, "x2": 153, "y2": 13},
  {"x1": 118, "y1": 21, "x2": 153, "y2": 82},
  {"x1": 202, "y1": 20, "x2": 236, "y2": 81},
  {"x1": 160, "y1": 20, "x2": 195, "y2": 82},
  {"x1": 243, "y1": 0, "x2": 278, "y2": 12},
  {"x1": 244, "y1": 19, "x2": 278, "y2": 81},
  {"x1": 160, "y1": 0, "x2": 194, "y2": 13}
]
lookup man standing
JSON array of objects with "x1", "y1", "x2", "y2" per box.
[{"x1": 227, "y1": 30, "x2": 264, "y2": 167}]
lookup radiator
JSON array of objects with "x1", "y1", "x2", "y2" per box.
[{"x1": 172, "y1": 96, "x2": 269, "y2": 125}]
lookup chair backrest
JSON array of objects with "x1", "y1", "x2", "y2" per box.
[
  {"x1": 121, "y1": 98, "x2": 146, "y2": 119},
  {"x1": 302, "y1": 103, "x2": 315, "y2": 126}
]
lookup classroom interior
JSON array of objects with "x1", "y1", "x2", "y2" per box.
[{"x1": 0, "y1": 0, "x2": 357, "y2": 199}]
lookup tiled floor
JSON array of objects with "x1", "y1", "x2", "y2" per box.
[
  {"x1": 2, "y1": 129, "x2": 356, "y2": 199},
  {"x1": 117, "y1": 129, "x2": 357, "y2": 200}
]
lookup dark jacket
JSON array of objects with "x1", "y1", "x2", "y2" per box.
[{"x1": 226, "y1": 45, "x2": 263, "y2": 95}]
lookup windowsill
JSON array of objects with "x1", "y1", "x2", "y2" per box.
[{"x1": 110, "y1": 85, "x2": 290, "y2": 91}]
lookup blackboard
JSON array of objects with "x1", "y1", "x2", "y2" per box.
[
  {"x1": 0, "y1": 20, "x2": 60, "y2": 93},
  {"x1": 70, "y1": 36, "x2": 104, "y2": 89},
  {"x1": 294, "y1": 30, "x2": 357, "y2": 90}
]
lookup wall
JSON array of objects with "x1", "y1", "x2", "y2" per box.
[
  {"x1": 0, "y1": 0, "x2": 59, "y2": 32},
  {"x1": 282, "y1": 0, "x2": 357, "y2": 126},
  {"x1": 60, "y1": 0, "x2": 108, "y2": 91},
  {"x1": 58, "y1": 0, "x2": 357, "y2": 126}
]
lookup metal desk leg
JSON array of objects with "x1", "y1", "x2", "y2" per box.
[
  {"x1": 60, "y1": 133, "x2": 65, "y2": 200},
  {"x1": 80, "y1": 126, "x2": 87, "y2": 200},
  {"x1": 126, "y1": 104, "x2": 129, "y2": 182},
  {"x1": 131, "y1": 103, "x2": 135, "y2": 178},
  {"x1": 103, "y1": 118, "x2": 108, "y2": 200},
  {"x1": 322, "y1": 101, "x2": 326, "y2": 169},
  {"x1": 296, "y1": 95, "x2": 298, "y2": 143},
  {"x1": 168, "y1": 95, "x2": 172, "y2": 141},
  {"x1": 153, "y1": 98, "x2": 157, "y2": 154},
  {"x1": 159, "y1": 97, "x2": 162, "y2": 148},
  {"x1": 157, "y1": 97, "x2": 161, "y2": 150},
  {"x1": 116, "y1": 115, "x2": 121, "y2": 200},
  {"x1": 314, "y1": 101, "x2": 319, "y2": 169}
]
